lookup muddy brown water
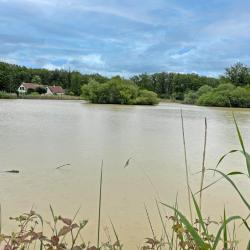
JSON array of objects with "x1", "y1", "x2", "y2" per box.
[{"x1": 0, "y1": 99, "x2": 249, "y2": 249}]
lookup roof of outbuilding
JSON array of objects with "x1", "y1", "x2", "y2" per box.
[{"x1": 48, "y1": 85, "x2": 65, "y2": 94}]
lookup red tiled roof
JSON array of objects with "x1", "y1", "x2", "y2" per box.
[
  {"x1": 48, "y1": 86, "x2": 65, "y2": 94},
  {"x1": 22, "y1": 83, "x2": 44, "y2": 90}
]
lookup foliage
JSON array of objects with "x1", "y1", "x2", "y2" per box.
[
  {"x1": 184, "y1": 85, "x2": 213, "y2": 105},
  {"x1": 135, "y1": 90, "x2": 159, "y2": 105},
  {"x1": 0, "y1": 208, "x2": 122, "y2": 250},
  {"x1": 131, "y1": 72, "x2": 218, "y2": 100},
  {"x1": 225, "y1": 62, "x2": 250, "y2": 86},
  {"x1": 36, "y1": 86, "x2": 47, "y2": 95},
  {"x1": 2, "y1": 60, "x2": 250, "y2": 106},
  {"x1": 0, "y1": 62, "x2": 109, "y2": 96},
  {"x1": 184, "y1": 82, "x2": 250, "y2": 107},
  {"x1": 81, "y1": 77, "x2": 159, "y2": 105},
  {"x1": 184, "y1": 91, "x2": 198, "y2": 104},
  {"x1": 0, "y1": 91, "x2": 16, "y2": 99},
  {"x1": 31, "y1": 75, "x2": 42, "y2": 84},
  {"x1": 197, "y1": 84, "x2": 250, "y2": 107}
]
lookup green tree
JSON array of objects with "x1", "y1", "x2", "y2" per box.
[
  {"x1": 81, "y1": 77, "x2": 158, "y2": 105},
  {"x1": 225, "y1": 62, "x2": 250, "y2": 86},
  {"x1": 31, "y1": 75, "x2": 42, "y2": 84},
  {"x1": 70, "y1": 72, "x2": 82, "y2": 96}
]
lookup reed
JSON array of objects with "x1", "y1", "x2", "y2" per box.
[
  {"x1": 199, "y1": 117, "x2": 207, "y2": 213},
  {"x1": 97, "y1": 160, "x2": 103, "y2": 249},
  {"x1": 180, "y1": 109, "x2": 193, "y2": 223}
]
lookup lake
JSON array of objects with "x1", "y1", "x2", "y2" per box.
[{"x1": 0, "y1": 99, "x2": 249, "y2": 249}]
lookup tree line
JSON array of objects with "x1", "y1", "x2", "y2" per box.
[{"x1": 1, "y1": 61, "x2": 250, "y2": 105}]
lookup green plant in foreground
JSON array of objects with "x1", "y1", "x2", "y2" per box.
[{"x1": 158, "y1": 113, "x2": 250, "y2": 250}]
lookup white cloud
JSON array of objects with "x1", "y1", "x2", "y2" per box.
[
  {"x1": 78, "y1": 54, "x2": 105, "y2": 67},
  {"x1": 43, "y1": 63, "x2": 61, "y2": 70}
]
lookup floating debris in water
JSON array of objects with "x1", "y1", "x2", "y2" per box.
[
  {"x1": 124, "y1": 157, "x2": 132, "y2": 168},
  {"x1": 56, "y1": 163, "x2": 71, "y2": 169},
  {"x1": 0, "y1": 170, "x2": 20, "y2": 174}
]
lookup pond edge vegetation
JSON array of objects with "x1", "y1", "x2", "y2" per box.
[{"x1": 2, "y1": 62, "x2": 250, "y2": 107}]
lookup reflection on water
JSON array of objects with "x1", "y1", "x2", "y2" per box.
[{"x1": 0, "y1": 100, "x2": 250, "y2": 248}]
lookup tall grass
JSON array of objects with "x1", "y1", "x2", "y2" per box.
[
  {"x1": 97, "y1": 160, "x2": 103, "y2": 249},
  {"x1": 199, "y1": 118, "x2": 207, "y2": 213},
  {"x1": 180, "y1": 109, "x2": 193, "y2": 222}
]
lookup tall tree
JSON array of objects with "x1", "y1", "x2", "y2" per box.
[{"x1": 225, "y1": 62, "x2": 250, "y2": 86}]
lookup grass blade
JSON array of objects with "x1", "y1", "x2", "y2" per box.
[
  {"x1": 199, "y1": 117, "x2": 207, "y2": 213},
  {"x1": 232, "y1": 113, "x2": 250, "y2": 176},
  {"x1": 212, "y1": 215, "x2": 241, "y2": 250},
  {"x1": 155, "y1": 200, "x2": 171, "y2": 249},
  {"x1": 109, "y1": 218, "x2": 121, "y2": 248},
  {"x1": 191, "y1": 192, "x2": 211, "y2": 247},
  {"x1": 247, "y1": 239, "x2": 250, "y2": 250},
  {"x1": 180, "y1": 109, "x2": 193, "y2": 222},
  {"x1": 97, "y1": 160, "x2": 103, "y2": 249},
  {"x1": 144, "y1": 203, "x2": 155, "y2": 239},
  {"x1": 223, "y1": 208, "x2": 228, "y2": 250},
  {"x1": 210, "y1": 169, "x2": 250, "y2": 211}
]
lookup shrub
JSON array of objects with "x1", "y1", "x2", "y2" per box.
[
  {"x1": 184, "y1": 91, "x2": 198, "y2": 104},
  {"x1": 134, "y1": 89, "x2": 159, "y2": 105},
  {"x1": 196, "y1": 85, "x2": 213, "y2": 96},
  {"x1": 184, "y1": 85, "x2": 213, "y2": 105},
  {"x1": 81, "y1": 77, "x2": 158, "y2": 105},
  {"x1": 229, "y1": 87, "x2": 250, "y2": 107},
  {"x1": 197, "y1": 91, "x2": 231, "y2": 107}
]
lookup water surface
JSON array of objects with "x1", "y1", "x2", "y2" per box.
[{"x1": 0, "y1": 100, "x2": 249, "y2": 248}]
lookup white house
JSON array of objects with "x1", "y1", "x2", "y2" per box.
[
  {"x1": 17, "y1": 83, "x2": 65, "y2": 95},
  {"x1": 17, "y1": 83, "x2": 43, "y2": 94}
]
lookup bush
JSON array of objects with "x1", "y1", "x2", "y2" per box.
[
  {"x1": 229, "y1": 87, "x2": 250, "y2": 107},
  {"x1": 184, "y1": 85, "x2": 212, "y2": 105},
  {"x1": 196, "y1": 85, "x2": 213, "y2": 96},
  {"x1": 134, "y1": 90, "x2": 159, "y2": 105},
  {"x1": 197, "y1": 92, "x2": 231, "y2": 107},
  {"x1": 81, "y1": 77, "x2": 159, "y2": 105},
  {"x1": 184, "y1": 83, "x2": 250, "y2": 107},
  {"x1": 184, "y1": 91, "x2": 198, "y2": 104}
]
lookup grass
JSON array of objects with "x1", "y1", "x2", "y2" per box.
[
  {"x1": 0, "y1": 91, "x2": 85, "y2": 100},
  {"x1": 0, "y1": 112, "x2": 249, "y2": 249}
]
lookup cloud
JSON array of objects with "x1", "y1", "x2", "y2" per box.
[{"x1": 0, "y1": 0, "x2": 250, "y2": 76}]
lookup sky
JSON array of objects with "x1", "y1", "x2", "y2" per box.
[{"x1": 0, "y1": 0, "x2": 250, "y2": 77}]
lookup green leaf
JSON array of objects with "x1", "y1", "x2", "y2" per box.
[
  {"x1": 233, "y1": 113, "x2": 250, "y2": 176},
  {"x1": 227, "y1": 171, "x2": 245, "y2": 176},
  {"x1": 191, "y1": 192, "x2": 211, "y2": 248},
  {"x1": 161, "y1": 202, "x2": 208, "y2": 249},
  {"x1": 209, "y1": 169, "x2": 250, "y2": 211},
  {"x1": 242, "y1": 218, "x2": 250, "y2": 233},
  {"x1": 216, "y1": 149, "x2": 239, "y2": 170},
  {"x1": 212, "y1": 215, "x2": 241, "y2": 250},
  {"x1": 223, "y1": 208, "x2": 228, "y2": 250},
  {"x1": 247, "y1": 239, "x2": 250, "y2": 250},
  {"x1": 155, "y1": 200, "x2": 171, "y2": 249}
]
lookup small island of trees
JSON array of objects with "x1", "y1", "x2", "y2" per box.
[{"x1": 81, "y1": 77, "x2": 159, "y2": 105}]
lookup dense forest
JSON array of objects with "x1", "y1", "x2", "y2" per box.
[{"x1": 1, "y1": 61, "x2": 250, "y2": 106}]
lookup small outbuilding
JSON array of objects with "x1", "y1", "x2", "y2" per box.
[{"x1": 46, "y1": 85, "x2": 65, "y2": 95}]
